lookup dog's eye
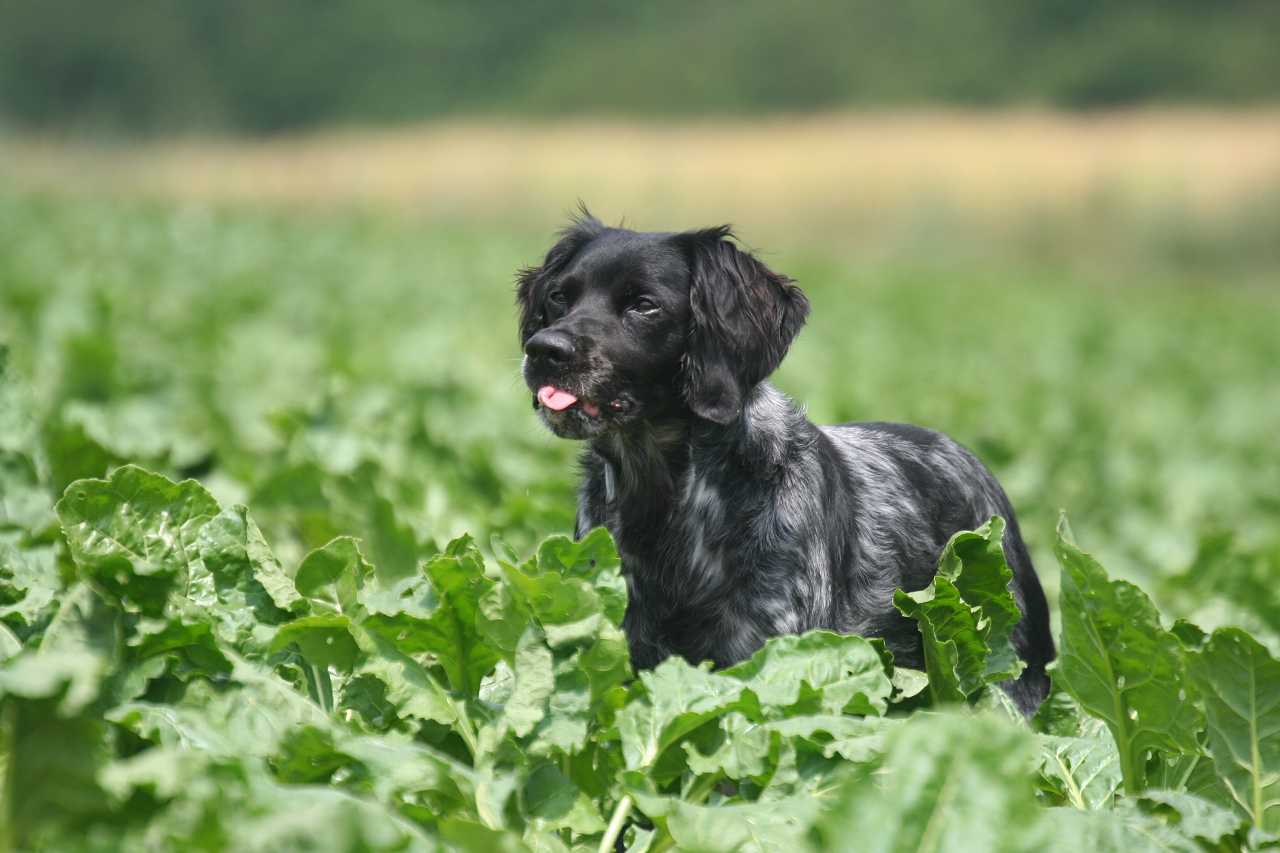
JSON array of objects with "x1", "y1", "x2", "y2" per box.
[
  {"x1": 547, "y1": 288, "x2": 569, "y2": 307},
  {"x1": 628, "y1": 297, "x2": 660, "y2": 316}
]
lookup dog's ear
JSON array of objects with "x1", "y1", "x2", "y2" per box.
[
  {"x1": 516, "y1": 209, "x2": 605, "y2": 344},
  {"x1": 678, "y1": 227, "x2": 809, "y2": 425}
]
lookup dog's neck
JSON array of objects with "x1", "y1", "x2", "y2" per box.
[
  {"x1": 590, "y1": 416, "x2": 690, "y2": 546},
  {"x1": 588, "y1": 383, "x2": 799, "y2": 544}
]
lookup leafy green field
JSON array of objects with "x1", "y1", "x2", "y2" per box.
[{"x1": 2, "y1": 192, "x2": 1280, "y2": 850}]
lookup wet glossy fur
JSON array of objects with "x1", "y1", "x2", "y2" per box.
[{"x1": 517, "y1": 213, "x2": 1054, "y2": 714}]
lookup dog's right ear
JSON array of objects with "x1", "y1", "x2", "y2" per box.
[{"x1": 516, "y1": 210, "x2": 604, "y2": 344}]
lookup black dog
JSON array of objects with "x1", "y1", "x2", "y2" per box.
[{"x1": 517, "y1": 212, "x2": 1054, "y2": 714}]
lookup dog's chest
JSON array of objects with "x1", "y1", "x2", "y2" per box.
[
  {"x1": 609, "y1": 468, "x2": 795, "y2": 667},
  {"x1": 615, "y1": 466, "x2": 737, "y2": 591}
]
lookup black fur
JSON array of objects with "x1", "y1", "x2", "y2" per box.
[{"x1": 517, "y1": 212, "x2": 1055, "y2": 714}]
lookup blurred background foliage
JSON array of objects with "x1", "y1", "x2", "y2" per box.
[
  {"x1": 1, "y1": 0, "x2": 1279, "y2": 629},
  {"x1": 2, "y1": 0, "x2": 1280, "y2": 134}
]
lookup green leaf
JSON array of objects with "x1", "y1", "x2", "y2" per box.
[
  {"x1": 60, "y1": 396, "x2": 212, "y2": 473},
  {"x1": 0, "y1": 621, "x2": 20, "y2": 658},
  {"x1": 111, "y1": 655, "x2": 332, "y2": 759},
  {"x1": 99, "y1": 743, "x2": 209, "y2": 802},
  {"x1": 1134, "y1": 790, "x2": 1246, "y2": 848},
  {"x1": 682, "y1": 712, "x2": 773, "y2": 779},
  {"x1": 812, "y1": 712, "x2": 1052, "y2": 853},
  {"x1": 5, "y1": 698, "x2": 112, "y2": 849},
  {"x1": 361, "y1": 535, "x2": 500, "y2": 697},
  {"x1": 0, "y1": 449, "x2": 54, "y2": 533},
  {"x1": 894, "y1": 516, "x2": 1025, "y2": 703},
  {"x1": 1169, "y1": 619, "x2": 1208, "y2": 651},
  {"x1": 339, "y1": 673, "x2": 404, "y2": 732},
  {"x1": 127, "y1": 616, "x2": 232, "y2": 677},
  {"x1": 332, "y1": 462, "x2": 428, "y2": 585},
  {"x1": 478, "y1": 580, "x2": 529, "y2": 656},
  {"x1": 477, "y1": 628, "x2": 556, "y2": 758},
  {"x1": 0, "y1": 645, "x2": 109, "y2": 713},
  {"x1": 0, "y1": 536, "x2": 60, "y2": 631},
  {"x1": 1164, "y1": 530, "x2": 1280, "y2": 641},
  {"x1": 294, "y1": 535, "x2": 372, "y2": 615},
  {"x1": 0, "y1": 583, "x2": 115, "y2": 713},
  {"x1": 43, "y1": 416, "x2": 124, "y2": 499},
  {"x1": 1032, "y1": 688, "x2": 1089, "y2": 737},
  {"x1": 337, "y1": 730, "x2": 481, "y2": 813},
  {"x1": 534, "y1": 528, "x2": 625, "y2": 626},
  {"x1": 527, "y1": 657, "x2": 594, "y2": 757},
  {"x1": 1147, "y1": 750, "x2": 1233, "y2": 807},
  {"x1": 270, "y1": 613, "x2": 361, "y2": 673},
  {"x1": 1052, "y1": 788, "x2": 1247, "y2": 853},
  {"x1": 1189, "y1": 627, "x2": 1280, "y2": 833},
  {"x1": 522, "y1": 762, "x2": 606, "y2": 835},
  {"x1": 500, "y1": 558, "x2": 608, "y2": 647},
  {"x1": 349, "y1": 621, "x2": 464, "y2": 729},
  {"x1": 630, "y1": 784, "x2": 820, "y2": 853},
  {"x1": 270, "y1": 725, "x2": 353, "y2": 784},
  {"x1": 56, "y1": 465, "x2": 220, "y2": 615},
  {"x1": 499, "y1": 628, "x2": 555, "y2": 738},
  {"x1": 195, "y1": 504, "x2": 303, "y2": 615},
  {"x1": 439, "y1": 819, "x2": 526, "y2": 852},
  {"x1": 723, "y1": 630, "x2": 893, "y2": 718},
  {"x1": 791, "y1": 713, "x2": 897, "y2": 763},
  {"x1": 1047, "y1": 807, "x2": 1197, "y2": 853},
  {"x1": 616, "y1": 657, "x2": 746, "y2": 770},
  {"x1": 535, "y1": 528, "x2": 620, "y2": 579},
  {"x1": 1051, "y1": 513, "x2": 1202, "y2": 793},
  {"x1": 228, "y1": 783, "x2": 441, "y2": 851},
  {"x1": 890, "y1": 665, "x2": 931, "y2": 705},
  {"x1": 482, "y1": 534, "x2": 630, "y2": 761},
  {"x1": 189, "y1": 505, "x2": 300, "y2": 651},
  {"x1": 618, "y1": 630, "x2": 891, "y2": 774},
  {"x1": 1036, "y1": 719, "x2": 1122, "y2": 810}
]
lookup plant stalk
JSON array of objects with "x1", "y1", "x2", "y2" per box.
[
  {"x1": 316, "y1": 666, "x2": 334, "y2": 714},
  {"x1": 598, "y1": 794, "x2": 632, "y2": 853},
  {"x1": 300, "y1": 660, "x2": 322, "y2": 708}
]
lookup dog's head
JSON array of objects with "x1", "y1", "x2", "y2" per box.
[{"x1": 517, "y1": 212, "x2": 809, "y2": 439}]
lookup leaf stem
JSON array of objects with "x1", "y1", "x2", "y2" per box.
[
  {"x1": 453, "y1": 699, "x2": 480, "y2": 760},
  {"x1": 0, "y1": 702, "x2": 13, "y2": 853},
  {"x1": 300, "y1": 659, "x2": 322, "y2": 707},
  {"x1": 1050, "y1": 753, "x2": 1086, "y2": 810},
  {"x1": 316, "y1": 665, "x2": 334, "y2": 714},
  {"x1": 1249, "y1": 656, "x2": 1263, "y2": 826},
  {"x1": 685, "y1": 773, "x2": 720, "y2": 804},
  {"x1": 648, "y1": 833, "x2": 676, "y2": 853},
  {"x1": 598, "y1": 794, "x2": 632, "y2": 853}
]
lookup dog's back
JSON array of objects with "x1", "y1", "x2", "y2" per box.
[{"x1": 821, "y1": 419, "x2": 1054, "y2": 712}]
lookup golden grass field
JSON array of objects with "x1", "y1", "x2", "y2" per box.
[{"x1": 5, "y1": 109, "x2": 1280, "y2": 244}]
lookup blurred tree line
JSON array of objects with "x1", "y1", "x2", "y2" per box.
[{"x1": 1, "y1": 0, "x2": 1277, "y2": 135}]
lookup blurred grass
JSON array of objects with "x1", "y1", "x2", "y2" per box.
[
  {"x1": 2, "y1": 110, "x2": 1279, "y2": 635},
  {"x1": 5, "y1": 109, "x2": 1280, "y2": 263}
]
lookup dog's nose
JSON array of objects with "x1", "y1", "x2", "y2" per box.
[{"x1": 525, "y1": 329, "x2": 576, "y2": 366}]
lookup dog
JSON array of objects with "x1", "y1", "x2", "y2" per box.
[{"x1": 516, "y1": 212, "x2": 1055, "y2": 714}]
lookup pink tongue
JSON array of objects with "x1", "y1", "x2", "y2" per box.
[{"x1": 538, "y1": 386, "x2": 578, "y2": 411}]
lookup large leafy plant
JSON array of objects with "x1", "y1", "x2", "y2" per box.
[{"x1": 2, "y1": 461, "x2": 1277, "y2": 851}]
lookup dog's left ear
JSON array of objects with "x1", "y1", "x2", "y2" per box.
[{"x1": 678, "y1": 227, "x2": 810, "y2": 425}]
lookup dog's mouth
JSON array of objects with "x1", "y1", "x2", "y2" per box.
[
  {"x1": 537, "y1": 385, "x2": 602, "y2": 418},
  {"x1": 532, "y1": 383, "x2": 635, "y2": 437}
]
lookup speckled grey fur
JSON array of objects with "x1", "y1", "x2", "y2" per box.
[{"x1": 575, "y1": 382, "x2": 1054, "y2": 714}]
